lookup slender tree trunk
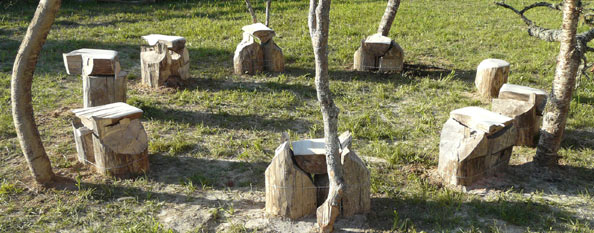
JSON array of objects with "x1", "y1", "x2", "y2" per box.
[
  {"x1": 244, "y1": 0, "x2": 258, "y2": 23},
  {"x1": 265, "y1": 0, "x2": 271, "y2": 26},
  {"x1": 535, "y1": 0, "x2": 581, "y2": 167},
  {"x1": 11, "y1": 0, "x2": 61, "y2": 185},
  {"x1": 377, "y1": 0, "x2": 401, "y2": 37},
  {"x1": 308, "y1": 0, "x2": 344, "y2": 232}
]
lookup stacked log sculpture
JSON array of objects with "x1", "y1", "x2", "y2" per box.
[
  {"x1": 140, "y1": 34, "x2": 190, "y2": 87},
  {"x1": 63, "y1": 49, "x2": 127, "y2": 107},
  {"x1": 234, "y1": 23, "x2": 284, "y2": 75},
  {"x1": 72, "y1": 102, "x2": 149, "y2": 178},
  {"x1": 353, "y1": 33, "x2": 404, "y2": 73},
  {"x1": 265, "y1": 131, "x2": 370, "y2": 219},
  {"x1": 475, "y1": 59, "x2": 510, "y2": 99},
  {"x1": 438, "y1": 107, "x2": 517, "y2": 186},
  {"x1": 492, "y1": 84, "x2": 548, "y2": 147}
]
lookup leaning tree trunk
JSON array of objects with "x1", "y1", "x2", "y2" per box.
[
  {"x1": 11, "y1": 0, "x2": 61, "y2": 184},
  {"x1": 309, "y1": 0, "x2": 344, "y2": 232},
  {"x1": 536, "y1": 0, "x2": 582, "y2": 167},
  {"x1": 377, "y1": 0, "x2": 401, "y2": 36}
]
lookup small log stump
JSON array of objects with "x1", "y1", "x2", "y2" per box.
[
  {"x1": 492, "y1": 95, "x2": 539, "y2": 147},
  {"x1": 141, "y1": 34, "x2": 190, "y2": 87},
  {"x1": 438, "y1": 107, "x2": 517, "y2": 186},
  {"x1": 72, "y1": 102, "x2": 149, "y2": 178},
  {"x1": 353, "y1": 33, "x2": 404, "y2": 73},
  {"x1": 234, "y1": 23, "x2": 284, "y2": 75},
  {"x1": 341, "y1": 147, "x2": 371, "y2": 217},
  {"x1": 475, "y1": 59, "x2": 510, "y2": 99},
  {"x1": 265, "y1": 142, "x2": 317, "y2": 219}
]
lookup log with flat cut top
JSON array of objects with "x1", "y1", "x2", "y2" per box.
[
  {"x1": 475, "y1": 59, "x2": 510, "y2": 99},
  {"x1": 72, "y1": 102, "x2": 149, "y2": 178},
  {"x1": 63, "y1": 48, "x2": 120, "y2": 76},
  {"x1": 140, "y1": 34, "x2": 190, "y2": 87},
  {"x1": 492, "y1": 95, "x2": 540, "y2": 147},
  {"x1": 353, "y1": 33, "x2": 404, "y2": 73},
  {"x1": 234, "y1": 23, "x2": 284, "y2": 74}
]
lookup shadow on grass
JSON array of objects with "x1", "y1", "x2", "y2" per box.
[
  {"x1": 183, "y1": 77, "x2": 317, "y2": 99},
  {"x1": 562, "y1": 129, "x2": 594, "y2": 150}
]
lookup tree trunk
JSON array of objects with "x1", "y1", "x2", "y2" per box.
[
  {"x1": 244, "y1": 0, "x2": 258, "y2": 23},
  {"x1": 265, "y1": 0, "x2": 271, "y2": 26},
  {"x1": 535, "y1": 0, "x2": 582, "y2": 167},
  {"x1": 11, "y1": 0, "x2": 61, "y2": 185},
  {"x1": 377, "y1": 0, "x2": 401, "y2": 37},
  {"x1": 308, "y1": 0, "x2": 344, "y2": 232}
]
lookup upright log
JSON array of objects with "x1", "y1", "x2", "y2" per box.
[
  {"x1": 475, "y1": 59, "x2": 510, "y2": 99},
  {"x1": 234, "y1": 23, "x2": 284, "y2": 74},
  {"x1": 82, "y1": 71, "x2": 127, "y2": 108},
  {"x1": 492, "y1": 94, "x2": 539, "y2": 147},
  {"x1": 72, "y1": 118, "x2": 94, "y2": 165},
  {"x1": 140, "y1": 34, "x2": 190, "y2": 87},
  {"x1": 353, "y1": 34, "x2": 403, "y2": 73},
  {"x1": 234, "y1": 32, "x2": 264, "y2": 75},
  {"x1": 265, "y1": 142, "x2": 317, "y2": 219},
  {"x1": 63, "y1": 48, "x2": 120, "y2": 76}
]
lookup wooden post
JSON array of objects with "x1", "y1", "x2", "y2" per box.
[
  {"x1": 72, "y1": 103, "x2": 149, "y2": 178},
  {"x1": 438, "y1": 107, "x2": 516, "y2": 186},
  {"x1": 140, "y1": 34, "x2": 190, "y2": 87},
  {"x1": 475, "y1": 59, "x2": 510, "y2": 99},
  {"x1": 82, "y1": 71, "x2": 126, "y2": 108}
]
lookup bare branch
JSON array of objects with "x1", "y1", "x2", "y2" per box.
[
  {"x1": 519, "y1": 2, "x2": 563, "y2": 14},
  {"x1": 265, "y1": 0, "x2": 271, "y2": 26},
  {"x1": 244, "y1": 0, "x2": 258, "y2": 23},
  {"x1": 495, "y1": 2, "x2": 563, "y2": 42}
]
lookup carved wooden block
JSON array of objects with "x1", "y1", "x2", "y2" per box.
[
  {"x1": 141, "y1": 34, "x2": 190, "y2": 87},
  {"x1": 438, "y1": 107, "x2": 517, "y2": 186},
  {"x1": 353, "y1": 33, "x2": 404, "y2": 73},
  {"x1": 234, "y1": 23, "x2": 284, "y2": 75},
  {"x1": 493, "y1": 92, "x2": 542, "y2": 147}
]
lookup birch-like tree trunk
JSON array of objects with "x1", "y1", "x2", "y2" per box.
[
  {"x1": 11, "y1": 0, "x2": 61, "y2": 184},
  {"x1": 536, "y1": 0, "x2": 582, "y2": 166},
  {"x1": 377, "y1": 0, "x2": 401, "y2": 37},
  {"x1": 308, "y1": 0, "x2": 344, "y2": 232}
]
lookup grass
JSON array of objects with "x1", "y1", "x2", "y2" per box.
[{"x1": 1, "y1": 0, "x2": 594, "y2": 232}]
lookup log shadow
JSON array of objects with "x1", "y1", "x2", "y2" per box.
[
  {"x1": 403, "y1": 63, "x2": 476, "y2": 83},
  {"x1": 182, "y1": 77, "x2": 317, "y2": 100}
]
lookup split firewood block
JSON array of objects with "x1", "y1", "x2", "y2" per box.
[
  {"x1": 242, "y1": 23, "x2": 275, "y2": 44},
  {"x1": 72, "y1": 102, "x2": 148, "y2": 178},
  {"x1": 262, "y1": 39, "x2": 285, "y2": 72},
  {"x1": 498, "y1": 83, "x2": 548, "y2": 116},
  {"x1": 234, "y1": 32, "x2": 264, "y2": 75},
  {"x1": 438, "y1": 107, "x2": 517, "y2": 186},
  {"x1": 265, "y1": 142, "x2": 317, "y2": 220},
  {"x1": 475, "y1": 59, "x2": 510, "y2": 99},
  {"x1": 341, "y1": 147, "x2": 371, "y2": 217},
  {"x1": 141, "y1": 34, "x2": 190, "y2": 87},
  {"x1": 72, "y1": 118, "x2": 94, "y2": 165},
  {"x1": 63, "y1": 48, "x2": 120, "y2": 76},
  {"x1": 353, "y1": 33, "x2": 403, "y2": 73},
  {"x1": 82, "y1": 71, "x2": 127, "y2": 108},
  {"x1": 492, "y1": 94, "x2": 539, "y2": 147}
]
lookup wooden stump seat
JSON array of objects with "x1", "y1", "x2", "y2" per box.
[
  {"x1": 141, "y1": 34, "x2": 190, "y2": 87},
  {"x1": 438, "y1": 107, "x2": 517, "y2": 186},
  {"x1": 234, "y1": 23, "x2": 284, "y2": 75},
  {"x1": 72, "y1": 102, "x2": 149, "y2": 178},
  {"x1": 475, "y1": 59, "x2": 510, "y2": 99},
  {"x1": 353, "y1": 33, "x2": 404, "y2": 73}
]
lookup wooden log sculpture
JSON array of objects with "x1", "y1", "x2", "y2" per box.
[
  {"x1": 353, "y1": 33, "x2": 404, "y2": 73},
  {"x1": 234, "y1": 23, "x2": 284, "y2": 75},
  {"x1": 492, "y1": 84, "x2": 548, "y2": 147},
  {"x1": 63, "y1": 48, "x2": 126, "y2": 108},
  {"x1": 72, "y1": 102, "x2": 149, "y2": 178},
  {"x1": 140, "y1": 34, "x2": 190, "y2": 87},
  {"x1": 265, "y1": 141, "x2": 317, "y2": 219},
  {"x1": 72, "y1": 118, "x2": 94, "y2": 165},
  {"x1": 475, "y1": 59, "x2": 510, "y2": 99},
  {"x1": 266, "y1": 131, "x2": 370, "y2": 219},
  {"x1": 438, "y1": 107, "x2": 517, "y2": 186}
]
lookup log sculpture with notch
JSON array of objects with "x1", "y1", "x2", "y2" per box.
[
  {"x1": 234, "y1": 0, "x2": 284, "y2": 75},
  {"x1": 63, "y1": 48, "x2": 127, "y2": 108},
  {"x1": 140, "y1": 34, "x2": 190, "y2": 87},
  {"x1": 353, "y1": 0, "x2": 404, "y2": 73}
]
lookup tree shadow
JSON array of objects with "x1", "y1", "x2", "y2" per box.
[
  {"x1": 182, "y1": 76, "x2": 317, "y2": 99},
  {"x1": 562, "y1": 129, "x2": 594, "y2": 150}
]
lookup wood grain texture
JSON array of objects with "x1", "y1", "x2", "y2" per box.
[
  {"x1": 475, "y1": 59, "x2": 510, "y2": 99},
  {"x1": 498, "y1": 83, "x2": 547, "y2": 115},
  {"x1": 492, "y1": 95, "x2": 540, "y2": 147},
  {"x1": 262, "y1": 39, "x2": 285, "y2": 72},
  {"x1": 341, "y1": 148, "x2": 371, "y2": 217},
  {"x1": 72, "y1": 119, "x2": 94, "y2": 165},
  {"x1": 233, "y1": 33, "x2": 264, "y2": 75},
  {"x1": 450, "y1": 106, "x2": 513, "y2": 134}
]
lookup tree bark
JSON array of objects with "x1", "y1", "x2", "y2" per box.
[
  {"x1": 536, "y1": 0, "x2": 582, "y2": 167},
  {"x1": 265, "y1": 0, "x2": 271, "y2": 26},
  {"x1": 11, "y1": 0, "x2": 61, "y2": 185},
  {"x1": 377, "y1": 0, "x2": 401, "y2": 37},
  {"x1": 308, "y1": 0, "x2": 344, "y2": 232}
]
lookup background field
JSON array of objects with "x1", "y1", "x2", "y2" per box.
[{"x1": 1, "y1": 0, "x2": 594, "y2": 232}]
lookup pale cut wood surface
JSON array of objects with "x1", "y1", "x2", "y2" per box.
[
  {"x1": 353, "y1": 42, "x2": 376, "y2": 72},
  {"x1": 242, "y1": 23, "x2": 275, "y2": 43},
  {"x1": 450, "y1": 106, "x2": 513, "y2": 134},
  {"x1": 72, "y1": 119, "x2": 94, "y2": 165},
  {"x1": 72, "y1": 102, "x2": 143, "y2": 136},
  {"x1": 142, "y1": 34, "x2": 186, "y2": 51},
  {"x1": 499, "y1": 83, "x2": 547, "y2": 115},
  {"x1": 475, "y1": 58, "x2": 510, "y2": 99},
  {"x1": 492, "y1": 95, "x2": 540, "y2": 147},
  {"x1": 265, "y1": 142, "x2": 317, "y2": 220},
  {"x1": 141, "y1": 42, "x2": 172, "y2": 87},
  {"x1": 341, "y1": 148, "x2": 371, "y2": 217},
  {"x1": 82, "y1": 72, "x2": 127, "y2": 108},
  {"x1": 293, "y1": 131, "x2": 352, "y2": 174},
  {"x1": 363, "y1": 33, "x2": 392, "y2": 56},
  {"x1": 378, "y1": 41, "x2": 404, "y2": 73},
  {"x1": 63, "y1": 48, "x2": 119, "y2": 75}
]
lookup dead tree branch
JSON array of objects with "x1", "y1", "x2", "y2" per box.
[{"x1": 244, "y1": 0, "x2": 258, "y2": 23}]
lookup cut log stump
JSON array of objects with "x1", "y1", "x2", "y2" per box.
[
  {"x1": 438, "y1": 107, "x2": 516, "y2": 186},
  {"x1": 265, "y1": 142, "x2": 317, "y2": 219},
  {"x1": 72, "y1": 102, "x2": 149, "y2": 178},
  {"x1": 353, "y1": 33, "x2": 404, "y2": 73},
  {"x1": 475, "y1": 59, "x2": 510, "y2": 99},
  {"x1": 492, "y1": 95, "x2": 539, "y2": 147},
  {"x1": 341, "y1": 148, "x2": 371, "y2": 217},
  {"x1": 63, "y1": 48, "x2": 120, "y2": 76},
  {"x1": 141, "y1": 34, "x2": 190, "y2": 88},
  {"x1": 72, "y1": 118, "x2": 94, "y2": 165},
  {"x1": 498, "y1": 83, "x2": 548, "y2": 116},
  {"x1": 234, "y1": 23, "x2": 284, "y2": 75},
  {"x1": 82, "y1": 71, "x2": 127, "y2": 108}
]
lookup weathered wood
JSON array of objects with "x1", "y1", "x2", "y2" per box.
[
  {"x1": 354, "y1": 34, "x2": 404, "y2": 73},
  {"x1": 72, "y1": 102, "x2": 143, "y2": 138},
  {"x1": 265, "y1": 142, "x2": 317, "y2": 219},
  {"x1": 82, "y1": 71, "x2": 126, "y2": 108},
  {"x1": 63, "y1": 48, "x2": 120, "y2": 76},
  {"x1": 72, "y1": 118, "x2": 94, "y2": 165},
  {"x1": 363, "y1": 33, "x2": 392, "y2": 56},
  {"x1": 475, "y1": 59, "x2": 510, "y2": 99},
  {"x1": 498, "y1": 83, "x2": 547, "y2": 115},
  {"x1": 314, "y1": 174, "x2": 329, "y2": 207},
  {"x1": 439, "y1": 108, "x2": 517, "y2": 186},
  {"x1": 492, "y1": 94, "x2": 540, "y2": 147},
  {"x1": 262, "y1": 39, "x2": 285, "y2": 72},
  {"x1": 353, "y1": 41, "x2": 376, "y2": 72},
  {"x1": 141, "y1": 34, "x2": 186, "y2": 52},
  {"x1": 292, "y1": 131, "x2": 352, "y2": 174},
  {"x1": 92, "y1": 118, "x2": 149, "y2": 177},
  {"x1": 234, "y1": 32, "x2": 264, "y2": 75},
  {"x1": 242, "y1": 23, "x2": 275, "y2": 43},
  {"x1": 140, "y1": 35, "x2": 190, "y2": 87},
  {"x1": 378, "y1": 41, "x2": 404, "y2": 73},
  {"x1": 341, "y1": 148, "x2": 371, "y2": 217},
  {"x1": 450, "y1": 106, "x2": 513, "y2": 134}
]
